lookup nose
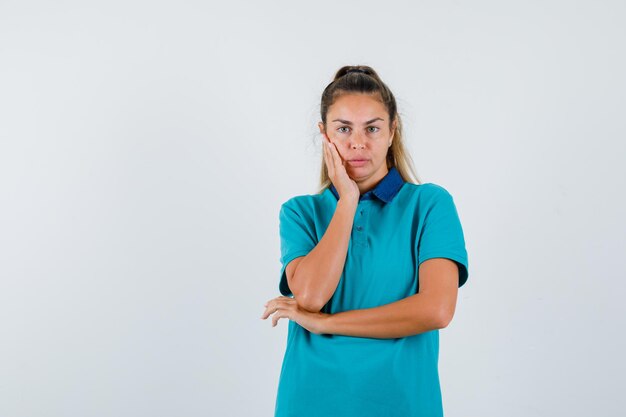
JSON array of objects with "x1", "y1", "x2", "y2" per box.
[{"x1": 350, "y1": 134, "x2": 366, "y2": 150}]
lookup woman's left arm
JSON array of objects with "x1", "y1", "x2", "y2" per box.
[{"x1": 320, "y1": 257, "x2": 460, "y2": 339}]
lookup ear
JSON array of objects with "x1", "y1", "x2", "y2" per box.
[
  {"x1": 389, "y1": 119, "x2": 397, "y2": 146},
  {"x1": 318, "y1": 122, "x2": 325, "y2": 134}
]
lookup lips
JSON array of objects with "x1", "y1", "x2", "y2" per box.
[{"x1": 347, "y1": 159, "x2": 369, "y2": 167}]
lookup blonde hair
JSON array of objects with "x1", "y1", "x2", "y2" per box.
[{"x1": 316, "y1": 65, "x2": 421, "y2": 194}]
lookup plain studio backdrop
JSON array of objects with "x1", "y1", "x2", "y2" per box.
[{"x1": 1, "y1": 1, "x2": 625, "y2": 416}]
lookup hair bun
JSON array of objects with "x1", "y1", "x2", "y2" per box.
[{"x1": 346, "y1": 68, "x2": 369, "y2": 75}]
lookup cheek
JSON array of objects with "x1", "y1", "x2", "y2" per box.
[
  {"x1": 329, "y1": 141, "x2": 347, "y2": 158},
  {"x1": 376, "y1": 142, "x2": 390, "y2": 156}
]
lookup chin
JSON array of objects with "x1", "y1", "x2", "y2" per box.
[{"x1": 347, "y1": 168, "x2": 372, "y2": 179}]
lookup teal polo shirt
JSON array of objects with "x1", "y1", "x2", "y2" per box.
[{"x1": 275, "y1": 166, "x2": 469, "y2": 417}]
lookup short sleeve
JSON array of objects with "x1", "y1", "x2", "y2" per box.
[
  {"x1": 278, "y1": 200, "x2": 318, "y2": 296},
  {"x1": 417, "y1": 189, "x2": 469, "y2": 288}
]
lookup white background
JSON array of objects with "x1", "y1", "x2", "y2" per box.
[{"x1": 1, "y1": 1, "x2": 625, "y2": 416}]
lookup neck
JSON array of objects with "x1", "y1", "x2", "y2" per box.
[{"x1": 355, "y1": 166, "x2": 389, "y2": 195}]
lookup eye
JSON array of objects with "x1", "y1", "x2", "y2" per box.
[
  {"x1": 367, "y1": 126, "x2": 380, "y2": 133},
  {"x1": 337, "y1": 126, "x2": 350, "y2": 133}
]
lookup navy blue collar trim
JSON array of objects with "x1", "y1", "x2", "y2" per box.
[{"x1": 328, "y1": 166, "x2": 405, "y2": 203}]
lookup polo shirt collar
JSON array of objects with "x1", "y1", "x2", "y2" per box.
[{"x1": 329, "y1": 166, "x2": 405, "y2": 204}]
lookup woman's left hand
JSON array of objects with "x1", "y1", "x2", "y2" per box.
[{"x1": 261, "y1": 296, "x2": 330, "y2": 334}]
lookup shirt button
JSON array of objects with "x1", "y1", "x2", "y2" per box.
[{"x1": 356, "y1": 226, "x2": 363, "y2": 231}]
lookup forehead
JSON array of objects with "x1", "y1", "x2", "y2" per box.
[{"x1": 328, "y1": 93, "x2": 387, "y2": 119}]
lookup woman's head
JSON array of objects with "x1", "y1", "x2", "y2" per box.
[{"x1": 317, "y1": 65, "x2": 420, "y2": 193}]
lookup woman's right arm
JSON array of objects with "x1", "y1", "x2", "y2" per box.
[
  {"x1": 286, "y1": 133, "x2": 359, "y2": 312},
  {"x1": 286, "y1": 198, "x2": 357, "y2": 313}
]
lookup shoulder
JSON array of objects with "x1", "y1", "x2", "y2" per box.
[
  {"x1": 401, "y1": 182, "x2": 454, "y2": 203},
  {"x1": 280, "y1": 189, "x2": 334, "y2": 215},
  {"x1": 281, "y1": 190, "x2": 326, "y2": 208}
]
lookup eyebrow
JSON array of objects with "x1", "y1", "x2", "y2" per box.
[{"x1": 331, "y1": 117, "x2": 385, "y2": 125}]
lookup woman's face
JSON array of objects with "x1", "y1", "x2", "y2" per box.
[{"x1": 319, "y1": 93, "x2": 396, "y2": 187}]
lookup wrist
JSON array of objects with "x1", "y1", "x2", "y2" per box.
[
  {"x1": 317, "y1": 312, "x2": 334, "y2": 335},
  {"x1": 337, "y1": 198, "x2": 358, "y2": 212}
]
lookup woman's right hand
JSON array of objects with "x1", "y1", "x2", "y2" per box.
[{"x1": 322, "y1": 133, "x2": 360, "y2": 204}]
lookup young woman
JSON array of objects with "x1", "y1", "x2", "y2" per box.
[{"x1": 261, "y1": 65, "x2": 470, "y2": 417}]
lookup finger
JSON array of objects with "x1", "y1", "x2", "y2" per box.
[
  {"x1": 324, "y1": 135, "x2": 335, "y2": 163},
  {"x1": 325, "y1": 135, "x2": 339, "y2": 173},
  {"x1": 329, "y1": 141, "x2": 344, "y2": 166},
  {"x1": 261, "y1": 300, "x2": 274, "y2": 319},
  {"x1": 261, "y1": 299, "x2": 288, "y2": 319},
  {"x1": 323, "y1": 134, "x2": 333, "y2": 163},
  {"x1": 272, "y1": 310, "x2": 284, "y2": 327},
  {"x1": 324, "y1": 139, "x2": 335, "y2": 178},
  {"x1": 266, "y1": 295, "x2": 290, "y2": 306},
  {"x1": 322, "y1": 139, "x2": 329, "y2": 166},
  {"x1": 260, "y1": 306, "x2": 269, "y2": 319}
]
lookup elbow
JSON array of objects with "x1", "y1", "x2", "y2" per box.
[
  {"x1": 288, "y1": 271, "x2": 323, "y2": 313},
  {"x1": 296, "y1": 292, "x2": 325, "y2": 313},
  {"x1": 435, "y1": 308, "x2": 454, "y2": 329},
  {"x1": 291, "y1": 276, "x2": 326, "y2": 313},
  {"x1": 290, "y1": 281, "x2": 324, "y2": 313}
]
